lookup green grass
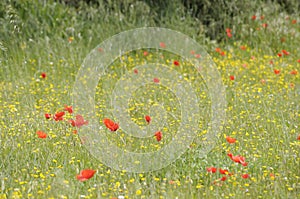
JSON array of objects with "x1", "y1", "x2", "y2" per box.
[{"x1": 0, "y1": 1, "x2": 300, "y2": 198}]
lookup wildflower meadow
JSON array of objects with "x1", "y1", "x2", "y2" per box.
[{"x1": 0, "y1": 0, "x2": 299, "y2": 198}]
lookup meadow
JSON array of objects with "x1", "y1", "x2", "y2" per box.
[{"x1": 0, "y1": 0, "x2": 299, "y2": 198}]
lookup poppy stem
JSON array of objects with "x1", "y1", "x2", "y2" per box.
[{"x1": 119, "y1": 134, "x2": 126, "y2": 146}]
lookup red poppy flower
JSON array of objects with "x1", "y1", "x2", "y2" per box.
[
  {"x1": 239, "y1": 158, "x2": 248, "y2": 166},
  {"x1": 226, "y1": 28, "x2": 232, "y2": 38},
  {"x1": 227, "y1": 153, "x2": 248, "y2": 166},
  {"x1": 220, "y1": 51, "x2": 226, "y2": 56},
  {"x1": 229, "y1": 76, "x2": 235, "y2": 81},
  {"x1": 134, "y1": 69, "x2": 138, "y2": 74},
  {"x1": 195, "y1": 54, "x2": 201, "y2": 58},
  {"x1": 291, "y1": 19, "x2": 297, "y2": 24},
  {"x1": 277, "y1": 53, "x2": 282, "y2": 57},
  {"x1": 290, "y1": 83, "x2": 295, "y2": 88},
  {"x1": 251, "y1": 15, "x2": 256, "y2": 20},
  {"x1": 143, "y1": 51, "x2": 149, "y2": 56},
  {"x1": 64, "y1": 105, "x2": 73, "y2": 114},
  {"x1": 154, "y1": 131, "x2": 162, "y2": 142},
  {"x1": 41, "y1": 72, "x2": 46, "y2": 79},
  {"x1": 240, "y1": 46, "x2": 247, "y2": 50},
  {"x1": 274, "y1": 69, "x2": 280, "y2": 75},
  {"x1": 159, "y1": 42, "x2": 166, "y2": 48},
  {"x1": 227, "y1": 153, "x2": 240, "y2": 162},
  {"x1": 173, "y1": 60, "x2": 180, "y2": 66},
  {"x1": 73, "y1": 130, "x2": 78, "y2": 134},
  {"x1": 207, "y1": 167, "x2": 217, "y2": 173},
  {"x1": 45, "y1": 113, "x2": 51, "y2": 119},
  {"x1": 270, "y1": 60, "x2": 274, "y2": 65},
  {"x1": 262, "y1": 23, "x2": 268, "y2": 28},
  {"x1": 55, "y1": 111, "x2": 65, "y2": 118},
  {"x1": 37, "y1": 131, "x2": 47, "y2": 139},
  {"x1": 190, "y1": 50, "x2": 195, "y2": 55},
  {"x1": 153, "y1": 78, "x2": 160, "y2": 83},
  {"x1": 76, "y1": 169, "x2": 96, "y2": 182},
  {"x1": 220, "y1": 176, "x2": 227, "y2": 181},
  {"x1": 282, "y1": 50, "x2": 289, "y2": 55},
  {"x1": 260, "y1": 16, "x2": 264, "y2": 20},
  {"x1": 169, "y1": 180, "x2": 175, "y2": 185},
  {"x1": 98, "y1": 48, "x2": 103, "y2": 52},
  {"x1": 103, "y1": 118, "x2": 119, "y2": 131},
  {"x1": 226, "y1": 136, "x2": 236, "y2": 143},
  {"x1": 290, "y1": 70, "x2": 298, "y2": 75},
  {"x1": 241, "y1": 161, "x2": 248, "y2": 167},
  {"x1": 53, "y1": 111, "x2": 65, "y2": 121},
  {"x1": 219, "y1": 168, "x2": 229, "y2": 175},
  {"x1": 242, "y1": 174, "x2": 249, "y2": 179},
  {"x1": 215, "y1": 48, "x2": 221, "y2": 53},
  {"x1": 145, "y1": 115, "x2": 151, "y2": 124},
  {"x1": 298, "y1": 59, "x2": 300, "y2": 63},
  {"x1": 297, "y1": 134, "x2": 300, "y2": 140},
  {"x1": 69, "y1": 115, "x2": 89, "y2": 128},
  {"x1": 261, "y1": 79, "x2": 266, "y2": 84}
]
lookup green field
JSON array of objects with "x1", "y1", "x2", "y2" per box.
[{"x1": 0, "y1": 1, "x2": 299, "y2": 198}]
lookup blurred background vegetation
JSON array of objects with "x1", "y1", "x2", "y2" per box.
[{"x1": 0, "y1": 0, "x2": 299, "y2": 80}]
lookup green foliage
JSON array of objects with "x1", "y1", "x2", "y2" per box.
[{"x1": 1, "y1": 0, "x2": 299, "y2": 43}]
